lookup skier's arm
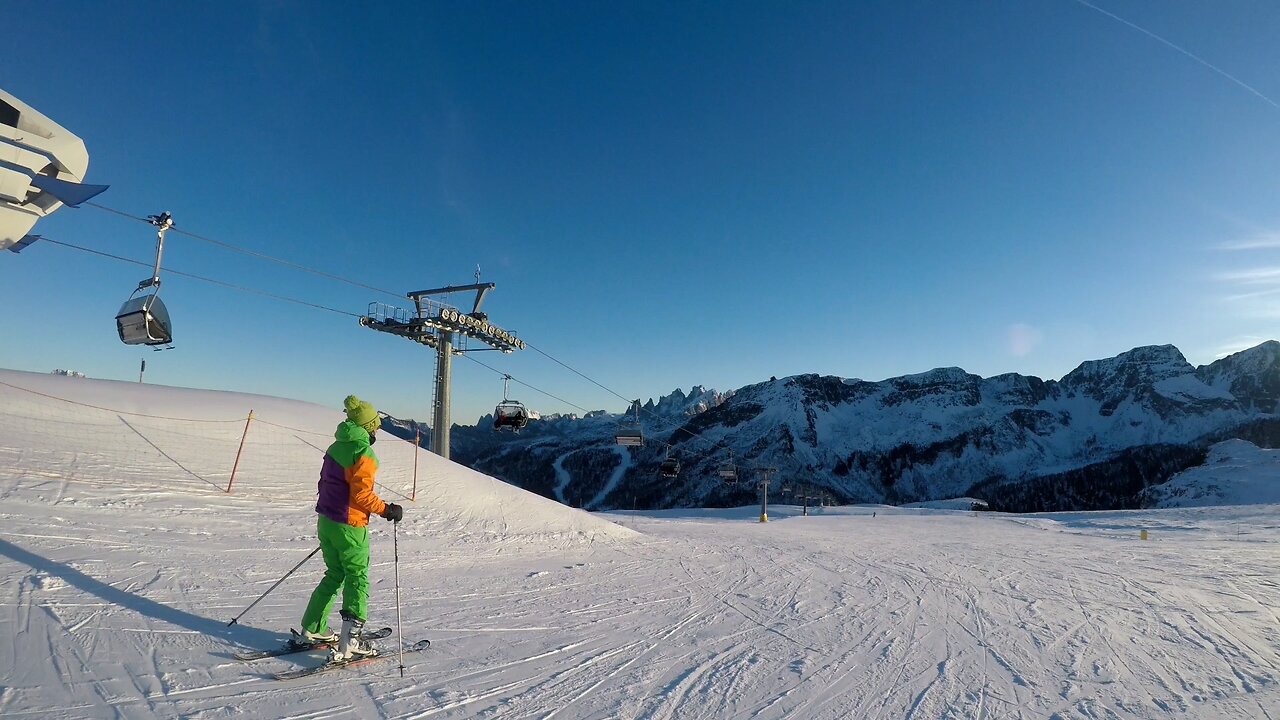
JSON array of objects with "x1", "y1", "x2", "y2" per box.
[{"x1": 348, "y1": 455, "x2": 387, "y2": 518}]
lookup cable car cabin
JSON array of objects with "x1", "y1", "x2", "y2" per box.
[
  {"x1": 493, "y1": 401, "x2": 529, "y2": 431},
  {"x1": 116, "y1": 294, "x2": 172, "y2": 346},
  {"x1": 718, "y1": 464, "x2": 738, "y2": 483},
  {"x1": 658, "y1": 457, "x2": 680, "y2": 478},
  {"x1": 615, "y1": 425, "x2": 643, "y2": 446}
]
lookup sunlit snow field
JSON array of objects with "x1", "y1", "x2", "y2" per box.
[{"x1": 0, "y1": 369, "x2": 1276, "y2": 719}]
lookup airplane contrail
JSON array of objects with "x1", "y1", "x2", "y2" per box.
[{"x1": 1071, "y1": 0, "x2": 1279, "y2": 110}]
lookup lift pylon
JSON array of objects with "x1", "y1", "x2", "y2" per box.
[{"x1": 360, "y1": 280, "x2": 525, "y2": 459}]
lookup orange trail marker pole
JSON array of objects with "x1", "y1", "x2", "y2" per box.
[{"x1": 227, "y1": 410, "x2": 255, "y2": 494}]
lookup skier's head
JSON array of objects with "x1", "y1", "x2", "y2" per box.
[{"x1": 343, "y1": 395, "x2": 381, "y2": 436}]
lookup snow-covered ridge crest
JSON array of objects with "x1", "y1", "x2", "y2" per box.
[
  {"x1": 0, "y1": 368, "x2": 636, "y2": 546},
  {"x1": 892, "y1": 367, "x2": 977, "y2": 389},
  {"x1": 1061, "y1": 344, "x2": 1192, "y2": 385}
]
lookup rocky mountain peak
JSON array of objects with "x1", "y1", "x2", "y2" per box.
[
  {"x1": 1060, "y1": 344, "x2": 1192, "y2": 393},
  {"x1": 893, "y1": 367, "x2": 979, "y2": 389},
  {"x1": 1198, "y1": 341, "x2": 1280, "y2": 413},
  {"x1": 647, "y1": 386, "x2": 725, "y2": 418}
]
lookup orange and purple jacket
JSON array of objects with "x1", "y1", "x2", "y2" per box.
[{"x1": 315, "y1": 421, "x2": 387, "y2": 528}]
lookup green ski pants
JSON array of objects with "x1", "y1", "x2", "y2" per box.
[{"x1": 301, "y1": 515, "x2": 370, "y2": 633}]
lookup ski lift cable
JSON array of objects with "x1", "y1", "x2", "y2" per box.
[
  {"x1": 525, "y1": 341, "x2": 634, "y2": 406},
  {"x1": 83, "y1": 202, "x2": 704, "y2": 439},
  {"x1": 53, "y1": 231, "x2": 705, "y2": 449},
  {"x1": 47, "y1": 232, "x2": 647, "y2": 422},
  {"x1": 1069, "y1": 0, "x2": 1280, "y2": 110},
  {"x1": 524, "y1": 340, "x2": 708, "y2": 445},
  {"x1": 52, "y1": 233, "x2": 612, "y2": 425},
  {"x1": 459, "y1": 353, "x2": 593, "y2": 415},
  {"x1": 39, "y1": 236, "x2": 362, "y2": 317},
  {"x1": 48, "y1": 238, "x2": 715, "y2": 468},
  {"x1": 84, "y1": 202, "x2": 406, "y2": 300},
  {"x1": 69, "y1": 205, "x2": 710, "y2": 444}
]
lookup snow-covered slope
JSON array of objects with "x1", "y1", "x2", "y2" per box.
[
  {"x1": 1147, "y1": 439, "x2": 1280, "y2": 508},
  {"x1": 1, "y1": 369, "x2": 1277, "y2": 718},
  {"x1": 0, "y1": 368, "x2": 634, "y2": 545}
]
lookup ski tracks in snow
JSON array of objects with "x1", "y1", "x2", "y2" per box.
[
  {"x1": 302, "y1": 513, "x2": 1280, "y2": 720},
  {"x1": 1, "y1": 503, "x2": 1277, "y2": 718}
]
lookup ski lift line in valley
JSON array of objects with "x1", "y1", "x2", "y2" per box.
[
  {"x1": 1069, "y1": 0, "x2": 1280, "y2": 110},
  {"x1": 83, "y1": 201, "x2": 405, "y2": 301},
  {"x1": 39, "y1": 236, "x2": 361, "y2": 317}
]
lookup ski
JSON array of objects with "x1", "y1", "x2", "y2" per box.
[
  {"x1": 234, "y1": 627, "x2": 393, "y2": 661},
  {"x1": 273, "y1": 639, "x2": 432, "y2": 681}
]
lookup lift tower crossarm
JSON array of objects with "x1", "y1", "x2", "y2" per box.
[
  {"x1": 407, "y1": 283, "x2": 495, "y2": 316},
  {"x1": 364, "y1": 279, "x2": 523, "y2": 461}
]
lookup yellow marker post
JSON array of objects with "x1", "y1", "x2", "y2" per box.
[{"x1": 1140, "y1": 529, "x2": 1149, "y2": 541}]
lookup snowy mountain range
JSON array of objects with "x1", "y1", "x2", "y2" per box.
[{"x1": 432, "y1": 341, "x2": 1280, "y2": 512}]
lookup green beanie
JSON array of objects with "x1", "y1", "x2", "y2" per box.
[{"x1": 344, "y1": 395, "x2": 380, "y2": 434}]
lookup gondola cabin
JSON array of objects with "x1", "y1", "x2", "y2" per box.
[
  {"x1": 615, "y1": 423, "x2": 643, "y2": 446},
  {"x1": 658, "y1": 457, "x2": 681, "y2": 478},
  {"x1": 493, "y1": 400, "x2": 529, "y2": 431},
  {"x1": 116, "y1": 293, "x2": 172, "y2": 346}
]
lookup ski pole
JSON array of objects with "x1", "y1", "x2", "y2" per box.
[
  {"x1": 227, "y1": 546, "x2": 321, "y2": 626},
  {"x1": 394, "y1": 519, "x2": 405, "y2": 677}
]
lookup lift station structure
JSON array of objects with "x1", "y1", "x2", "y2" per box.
[{"x1": 360, "y1": 281, "x2": 525, "y2": 459}]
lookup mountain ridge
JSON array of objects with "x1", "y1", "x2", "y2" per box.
[{"x1": 432, "y1": 341, "x2": 1280, "y2": 512}]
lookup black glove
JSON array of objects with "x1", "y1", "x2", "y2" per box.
[{"x1": 382, "y1": 503, "x2": 403, "y2": 523}]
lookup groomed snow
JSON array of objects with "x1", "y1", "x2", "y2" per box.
[{"x1": 0, "y1": 369, "x2": 1277, "y2": 719}]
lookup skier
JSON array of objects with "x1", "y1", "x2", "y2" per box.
[{"x1": 298, "y1": 395, "x2": 404, "y2": 660}]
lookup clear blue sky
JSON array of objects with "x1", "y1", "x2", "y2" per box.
[{"x1": 4, "y1": 0, "x2": 1279, "y2": 424}]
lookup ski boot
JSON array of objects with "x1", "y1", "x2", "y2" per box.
[
  {"x1": 300, "y1": 628, "x2": 338, "y2": 644},
  {"x1": 334, "y1": 611, "x2": 378, "y2": 661}
]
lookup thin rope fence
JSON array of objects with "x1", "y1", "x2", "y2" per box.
[
  {"x1": 0, "y1": 378, "x2": 428, "y2": 505},
  {"x1": 0, "y1": 378, "x2": 246, "y2": 422}
]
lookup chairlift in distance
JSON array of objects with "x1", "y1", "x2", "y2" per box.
[
  {"x1": 115, "y1": 212, "x2": 175, "y2": 348},
  {"x1": 718, "y1": 450, "x2": 738, "y2": 484},
  {"x1": 658, "y1": 445, "x2": 681, "y2": 478},
  {"x1": 493, "y1": 374, "x2": 529, "y2": 432},
  {"x1": 615, "y1": 400, "x2": 643, "y2": 447}
]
